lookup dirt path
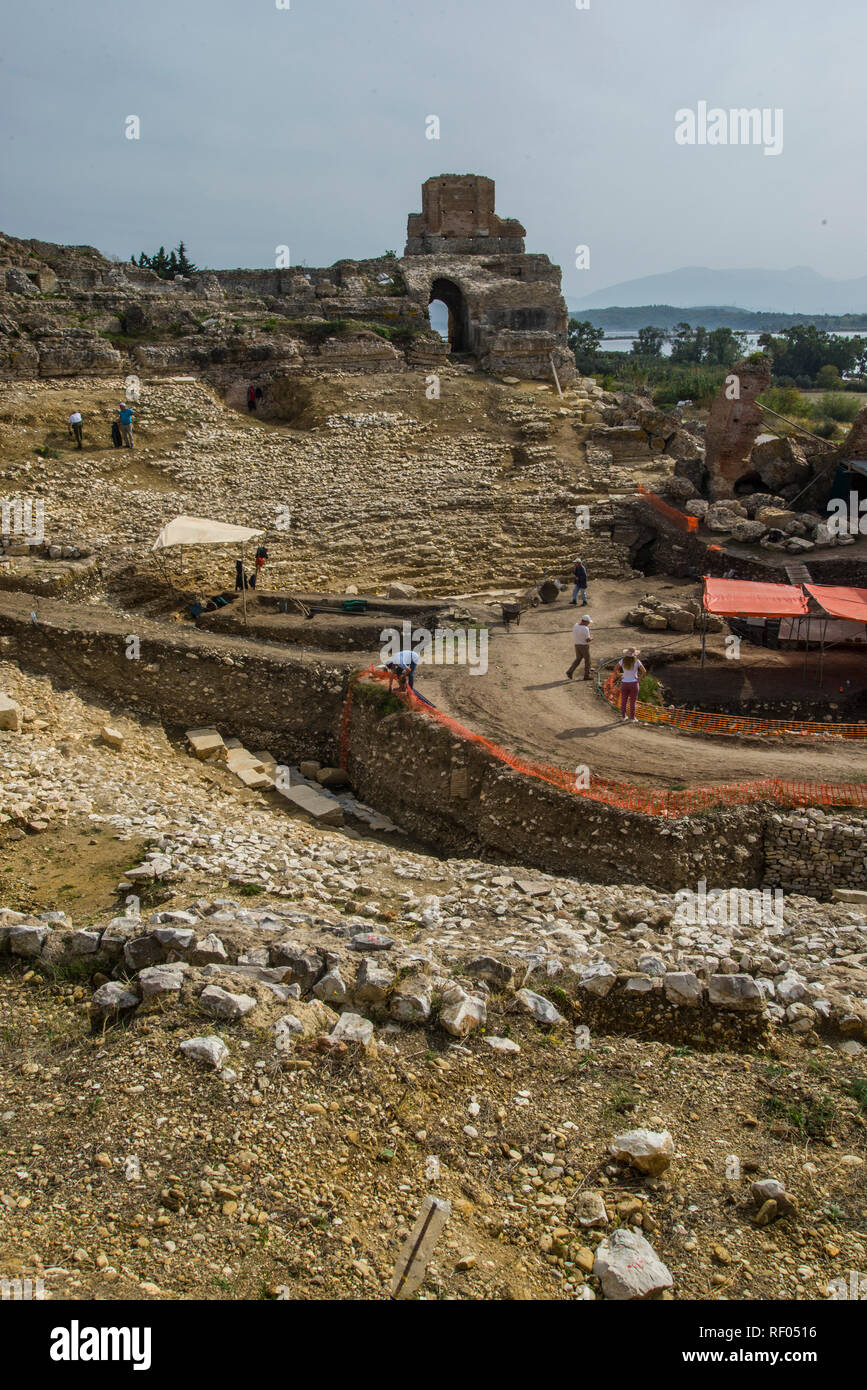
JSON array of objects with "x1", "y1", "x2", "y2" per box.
[{"x1": 419, "y1": 578, "x2": 867, "y2": 791}]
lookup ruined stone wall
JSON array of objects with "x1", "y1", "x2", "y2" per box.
[
  {"x1": 627, "y1": 510, "x2": 867, "y2": 587},
  {"x1": 0, "y1": 594, "x2": 345, "y2": 762},
  {"x1": 764, "y1": 811, "x2": 867, "y2": 899},
  {"x1": 7, "y1": 596, "x2": 861, "y2": 895},
  {"x1": 704, "y1": 357, "x2": 772, "y2": 499},
  {"x1": 343, "y1": 686, "x2": 767, "y2": 889}
]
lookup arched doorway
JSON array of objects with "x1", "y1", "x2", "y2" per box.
[{"x1": 428, "y1": 278, "x2": 469, "y2": 352}]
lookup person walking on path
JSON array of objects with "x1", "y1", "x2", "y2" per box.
[
  {"x1": 570, "y1": 557, "x2": 588, "y2": 606},
  {"x1": 566, "y1": 615, "x2": 593, "y2": 681},
  {"x1": 118, "y1": 402, "x2": 134, "y2": 448},
  {"x1": 67, "y1": 410, "x2": 83, "y2": 449},
  {"x1": 617, "y1": 648, "x2": 645, "y2": 722}
]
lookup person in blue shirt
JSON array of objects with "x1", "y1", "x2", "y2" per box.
[
  {"x1": 383, "y1": 649, "x2": 420, "y2": 693},
  {"x1": 118, "y1": 402, "x2": 134, "y2": 448},
  {"x1": 570, "y1": 558, "x2": 588, "y2": 606}
]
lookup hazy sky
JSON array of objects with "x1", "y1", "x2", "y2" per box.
[{"x1": 2, "y1": 0, "x2": 864, "y2": 298}]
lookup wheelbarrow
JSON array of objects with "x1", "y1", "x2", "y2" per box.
[{"x1": 501, "y1": 585, "x2": 542, "y2": 630}]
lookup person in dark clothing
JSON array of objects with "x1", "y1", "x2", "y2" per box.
[
  {"x1": 570, "y1": 558, "x2": 588, "y2": 606},
  {"x1": 247, "y1": 385, "x2": 256, "y2": 412},
  {"x1": 235, "y1": 559, "x2": 251, "y2": 590},
  {"x1": 111, "y1": 420, "x2": 123, "y2": 448}
]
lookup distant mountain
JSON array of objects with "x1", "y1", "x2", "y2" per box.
[
  {"x1": 569, "y1": 266, "x2": 867, "y2": 316},
  {"x1": 566, "y1": 305, "x2": 867, "y2": 334}
]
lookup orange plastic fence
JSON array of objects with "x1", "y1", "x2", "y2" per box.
[
  {"x1": 637, "y1": 484, "x2": 699, "y2": 532},
  {"x1": 340, "y1": 668, "x2": 867, "y2": 819},
  {"x1": 601, "y1": 673, "x2": 867, "y2": 741}
]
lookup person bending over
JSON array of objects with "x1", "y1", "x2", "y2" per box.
[{"x1": 383, "y1": 649, "x2": 420, "y2": 693}]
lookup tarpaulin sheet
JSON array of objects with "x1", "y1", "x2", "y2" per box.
[
  {"x1": 703, "y1": 577, "x2": 808, "y2": 618},
  {"x1": 152, "y1": 515, "x2": 264, "y2": 551},
  {"x1": 805, "y1": 584, "x2": 867, "y2": 624}
]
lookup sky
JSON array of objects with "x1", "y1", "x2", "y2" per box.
[{"x1": 2, "y1": 0, "x2": 865, "y2": 300}]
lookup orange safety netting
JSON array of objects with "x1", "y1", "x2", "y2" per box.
[
  {"x1": 637, "y1": 484, "x2": 699, "y2": 532},
  {"x1": 339, "y1": 667, "x2": 867, "y2": 819},
  {"x1": 600, "y1": 672, "x2": 867, "y2": 741}
]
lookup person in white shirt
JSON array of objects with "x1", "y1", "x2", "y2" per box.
[
  {"x1": 617, "y1": 648, "x2": 646, "y2": 722},
  {"x1": 566, "y1": 616, "x2": 593, "y2": 680},
  {"x1": 383, "y1": 649, "x2": 420, "y2": 693},
  {"x1": 67, "y1": 411, "x2": 83, "y2": 449}
]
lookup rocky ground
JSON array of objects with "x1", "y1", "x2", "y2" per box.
[
  {"x1": 0, "y1": 372, "x2": 634, "y2": 604},
  {"x1": 1, "y1": 662, "x2": 866, "y2": 1302}
]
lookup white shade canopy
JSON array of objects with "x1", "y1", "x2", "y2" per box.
[{"x1": 152, "y1": 515, "x2": 264, "y2": 551}]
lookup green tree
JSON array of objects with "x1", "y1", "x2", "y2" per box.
[
  {"x1": 631, "y1": 326, "x2": 666, "y2": 358},
  {"x1": 132, "y1": 241, "x2": 197, "y2": 279},
  {"x1": 815, "y1": 364, "x2": 841, "y2": 390},
  {"x1": 758, "y1": 325, "x2": 859, "y2": 383},
  {"x1": 175, "y1": 241, "x2": 198, "y2": 276},
  {"x1": 705, "y1": 326, "x2": 747, "y2": 366},
  {"x1": 568, "y1": 319, "x2": 605, "y2": 371},
  {"x1": 670, "y1": 322, "x2": 708, "y2": 364}
]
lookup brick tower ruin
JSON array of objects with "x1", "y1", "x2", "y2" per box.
[{"x1": 401, "y1": 175, "x2": 575, "y2": 382}]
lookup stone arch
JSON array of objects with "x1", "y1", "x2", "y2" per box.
[{"x1": 427, "y1": 277, "x2": 470, "y2": 352}]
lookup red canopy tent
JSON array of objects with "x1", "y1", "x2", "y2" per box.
[
  {"x1": 804, "y1": 584, "x2": 867, "y2": 624},
  {"x1": 703, "y1": 578, "x2": 808, "y2": 618},
  {"x1": 701, "y1": 578, "x2": 864, "y2": 682}
]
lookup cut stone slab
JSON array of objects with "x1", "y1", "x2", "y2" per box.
[
  {"x1": 663, "y1": 972, "x2": 703, "y2": 1007},
  {"x1": 579, "y1": 961, "x2": 617, "y2": 998},
  {"x1": 186, "y1": 728, "x2": 227, "y2": 761},
  {"x1": 226, "y1": 747, "x2": 265, "y2": 773},
  {"x1": 708, "y1": 973, "x2": 765, "y2": 1013},
  {"x1": 138, "y1": 965, "x2": 186, "y2": 999},
  {"x1": 0, "y1": 695, "x2": 22, "y2": 732},
  {"x1": 9, "y1": 924, "x2": 48, "y2": 956},
  {"x1": 270, "y1": 942, "x2": 324, "y2": 992},
  {"x1": 199, "y1": 984, "x2": 256, "y2": 1020},
  {"x1": 350, "y1": 931, "x2": 395, "y2": 952},
  {"x1": 313, "y1": 968, "x2": 349, "y2": 1004},
  {"x1": 610, "y1": 1128, "x2": 675, "y2": 1176},
  {"x1": 516, "y1": 988, "x2": 565, "y2": 1026},
  {"x1": 440, "y1": 984, "x2": 486, "y2": 1037},
  {"x1": 278, "y1": 782, "x2": 344, "y2": 826},
  {"x1": 331, "y1": 1011, "x2": 375, "y2": 1046},
  {"x1": 190, "y1": 933, "x2": 228, "y2": 965},
  {"x1": 353, "y1": 957, "x2": 394, "y2": 1003},
  {"x1": 179, "y1": 1036, "x2": 228, "y2": 1070},
  {"x1": 516, "y1": 880, "x2": 551, "y2": 897},
  {"x1": 593, "y1": 1229, "x2": 673, "y2": 1300},
  {"x1": 91, "y1": 981, "x2": 139, "y2": 1015},
  {"x1": 389, "y1": 977, "x2": 432, "y2": 1023},
  {"x1": 316, "y1": 766, "x2": 351, "y2": 788}
]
